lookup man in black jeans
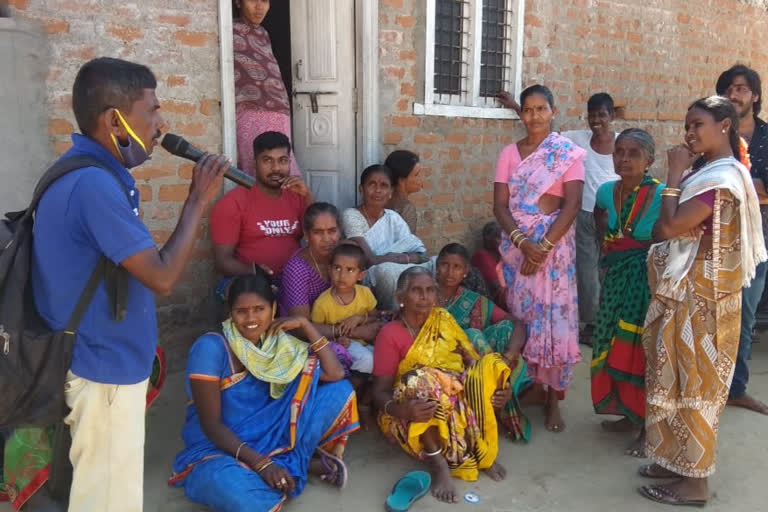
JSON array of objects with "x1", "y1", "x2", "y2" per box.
[{"x1": 716, "y1": 64, "x2": 768, "y2": 415}]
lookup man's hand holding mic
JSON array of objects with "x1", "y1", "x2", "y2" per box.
[
  {"x1": 120, "y1": 144, "x2": 231, "y2": 295},
  {"x1": 187, "y1": 153, "x2": 231, "y2": 208}
]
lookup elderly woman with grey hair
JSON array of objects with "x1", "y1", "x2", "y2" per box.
[
  {"x1": 590, "y1": 128, "x2": 664, "y2": 457},
  {"x1": 371, "y1": 267, "x2": 512, "y2": 503}
]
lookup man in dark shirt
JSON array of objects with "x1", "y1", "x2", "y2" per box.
[{"x1": 716, "y1": 64, "x2": 768, "y2": 415}]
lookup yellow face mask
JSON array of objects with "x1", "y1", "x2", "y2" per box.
[{"x1": 110, "y1": 109, "x2": 149, "y2": 168}]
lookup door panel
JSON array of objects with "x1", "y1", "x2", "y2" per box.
[{"x1": 291, "y1": 0, "x2": 357, "y2": 209}]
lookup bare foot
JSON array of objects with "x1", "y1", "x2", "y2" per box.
[
  {"x1": 624, "y1": 431, "x2": 646, "y2": 458},
  {"x1": 426, "y1": 455, "x2": 458, "y2": 504},
  {"x1": 728, "y1": 394, "x2": 768, "y2": 415},
  {"x1": 545, "y1": 397, "x2": 565, "y2": 433},
  {"x1": 601, "y1": 417, "x2": 640, "y2": 433},
  {"x1": 483, "y1": 462, "x2": 507, "y2": 481}
]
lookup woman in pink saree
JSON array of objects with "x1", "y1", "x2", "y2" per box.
[
  {"x1": 233, "y1": 0, "x2": 301, "y2": 177},
  {"x1": 493, "y1": 85, "x2": 585, "y2": 433}
]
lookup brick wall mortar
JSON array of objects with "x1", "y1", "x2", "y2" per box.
[
  {"x1": 380, "y1": 0, "x2": 768, "y2": 251},
  {"x1": 11, "y1": 0, "x2": 223, "y2": 319},
  {"x1": 9, "y1": 0, "x2": 768, "y2": 325}
]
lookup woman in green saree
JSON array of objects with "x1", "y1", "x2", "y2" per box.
[
  {"x1": 591, "y1": 128, "x2": 663, "y2": 457},
  {"x1": 435, "y1": 243, "x2": 531, "y2": 441}
]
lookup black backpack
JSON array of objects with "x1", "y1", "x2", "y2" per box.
[{"x1": 0, "y1": 155, "x2": 131, "y2": 428}]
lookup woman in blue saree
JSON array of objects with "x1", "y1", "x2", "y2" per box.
[{"x1": 169, "y1": 272, "x2": 359, "y2": 512}]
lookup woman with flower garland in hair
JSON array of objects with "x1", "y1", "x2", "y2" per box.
[{"x1": 638, "y1": 96, "x2": 766, "y2": 506}]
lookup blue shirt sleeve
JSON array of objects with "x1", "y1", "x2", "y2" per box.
[
  {"x1": 187, "y1": 333, "x2": 231, "y2": 380},
  {"x1": 71, "y1": 169, "x2": 155, "y2": 265}
]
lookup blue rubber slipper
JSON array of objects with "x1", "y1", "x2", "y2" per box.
[{"x1": 385, "y1": 471, "x2": 431, "y2": 512}]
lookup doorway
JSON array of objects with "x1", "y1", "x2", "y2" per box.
[{"x1": 223, "y1": 0, "x2": 377, "y2": 209}]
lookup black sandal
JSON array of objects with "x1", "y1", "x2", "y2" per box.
[{"x1": 638, "y1": 485, "x2": 707, "y2": 507}]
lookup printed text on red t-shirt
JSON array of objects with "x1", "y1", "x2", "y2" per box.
[{"x1": 257, "y1": 219, "x2": 300, "y2": 236}]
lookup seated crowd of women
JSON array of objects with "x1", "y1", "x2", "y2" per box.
[{"x1": 169, "y1": 86, "x2": 767, "y2": 510}]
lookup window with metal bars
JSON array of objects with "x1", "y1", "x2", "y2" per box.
[
  {"x1": 433, "y1": 0, "x2": 468, "y2": 100},
  {"x1": 480, "y1": 0, "x2": 513, "y2": 99},
  {"x1": 416, "y1": 0, "x2": 524, "y2": 118}
]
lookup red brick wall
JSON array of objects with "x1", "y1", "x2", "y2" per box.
[
  {"x1": 9, "y1": 0, "x2": 223, "y2": 323},
  {"x1": 379, "y1": 0, "x2": 768, "y2": 252},
  {"x1": 8, "y1": 0, "x2": 768, "y2": 330}
]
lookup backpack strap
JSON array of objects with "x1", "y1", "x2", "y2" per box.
[
  {"x1": 63, "y1": 257, "x2": 108, "y2": 334},
  {"x1": 29, "y1": 155, "x2": 133, "y2": 216},
  {"x1": 34, "y1": 155, "x2": 134, "y2": 326}
]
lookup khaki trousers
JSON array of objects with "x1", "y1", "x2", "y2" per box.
[{"x1": 64, "y1": 370, "x2": 148, "y2": 512}]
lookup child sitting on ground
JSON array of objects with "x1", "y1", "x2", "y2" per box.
[{"x1": 311, "y1": 244, "x2": 380, "y2": 426}]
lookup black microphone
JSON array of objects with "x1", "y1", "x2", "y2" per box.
[{"x1": 161, "y1": 133, "x2": 255, "y2": 189}]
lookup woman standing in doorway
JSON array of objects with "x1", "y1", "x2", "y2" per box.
[
  {"x1": 493, "y1": 85, "x2": 585, "y2": 433},
  {"x1": 233, "y1": 0, "x2": 301, "y2": 177}
]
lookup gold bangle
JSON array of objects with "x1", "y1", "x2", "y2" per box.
[
  {"x1": 661, "y1": 188, "x2": 681, "y2": 197},
  {"x1": 311, "y1": 340, "x2": 330, "y2": 353},
  {"x1": 508, "y1": 229, "x2": 522, "y2": 239},
  {"x1": 514, "y1": 236, "x2": 528, "y2": 249},
  {"x1": 511, "y1": 232, "x2": 525, "y2": 244},
  {"x1": 541, "y1": 236, "x2": 555, "y2": 249},
  {"x1": 235, "y1": 441, "x2": 247, "y2": 463},
  {"x1": 255, "y1": 459, "x2": 274, "y2": 474},
  {"x1": 310, "y1": 336, "x2": 329, "y2": 352}
]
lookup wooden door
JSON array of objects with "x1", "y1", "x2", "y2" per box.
[{"x1": 290, "y1": 0, "x2": 357, "y2": 208}]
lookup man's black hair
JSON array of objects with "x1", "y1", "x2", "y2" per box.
[
  {"x1": 587, "y1": 92, "x2": 615, "y2": 114},
  {"x1": 72, "y1": 57, "x2": 157, "y2": 136},
  {"x1": 252, "y1": 131, "x2": 292, "y2": 158},
  {"x1": 716, "y1": 64, "x2": 762, "y2": 117}
]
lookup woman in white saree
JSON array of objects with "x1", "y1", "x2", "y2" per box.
[{"x1": 341, "y1": 165, "x2": 432, "y2": 309}]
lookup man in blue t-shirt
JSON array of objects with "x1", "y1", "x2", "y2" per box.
[{"x1": 31, "y1": 57, "x2": 230, "y2": 511}]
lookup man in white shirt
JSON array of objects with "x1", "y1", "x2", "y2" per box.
[{"x1": 561, "y1": 93, "x2": 618, "y2": 345}]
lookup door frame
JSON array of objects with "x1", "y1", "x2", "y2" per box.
[{"x1": 217, "y1": 0, "x2": 379, "y2": 193}]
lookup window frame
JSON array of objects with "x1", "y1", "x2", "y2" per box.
[{"x1": 414, "y1": 0, "x2": 524, "y2": 120}]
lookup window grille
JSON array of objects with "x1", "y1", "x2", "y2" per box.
[
  {"x1": 433, "y1": 0, "x2": 469, "y2": 103},
  {"x1": 479, "y1": 0, "x2": 513, "y2": 100},
  {"x1": 416, "y1": 0, "x2": 524, "y2": 119}
]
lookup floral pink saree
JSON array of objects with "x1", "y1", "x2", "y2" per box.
[{"x1": 498, "y1": 133, "x2": 585, "y2": 391}]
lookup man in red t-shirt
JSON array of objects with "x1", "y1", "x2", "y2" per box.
[{"x1": 211, "y1": 131, "x2": 313, "y2": 279}]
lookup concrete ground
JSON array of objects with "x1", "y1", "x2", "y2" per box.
[{"x1": 5, "y1": 341, "x2": 767, "y2": 511}]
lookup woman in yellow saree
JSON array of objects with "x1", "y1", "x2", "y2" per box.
[{"x1": 372, "y1": 267, "x2": 512, "y2": 503}]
